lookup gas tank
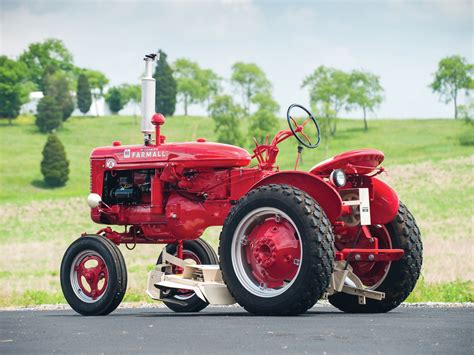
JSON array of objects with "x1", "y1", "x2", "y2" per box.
[
  {"x1": 90, "y1": 141, "x2": 251, "y2": 169},
  {"x1": 309, "y1": 149, "x2": 384, "y2": 175},
  {"x1": 166, "y1": 141, "x2": 251, "y2": 168}
]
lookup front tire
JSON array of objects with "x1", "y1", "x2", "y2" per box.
[
  {"x1": 219, "y1": 184, "x2": 334, "y2": 315},
  {"x1": 329, "y1": 202, "x2": 423, "y2": 313},
  {"x1": 60, "y1": 235, "x2": 127, "y2": 316}
]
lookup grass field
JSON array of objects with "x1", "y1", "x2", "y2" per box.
[{"x1": 0, "y1": 115, "x2": 473, "y2": 306}]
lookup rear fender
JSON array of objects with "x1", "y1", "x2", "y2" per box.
[
  {"x1": 250, "y1": 171, "x2": 342, "y2": 222},
  {"x1": 371, "y1": 178, "x2": 399, "y2": 224}
]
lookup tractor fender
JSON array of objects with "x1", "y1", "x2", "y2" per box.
[
  {"x1": 371, "y1": 177, "x2": 400, "y2": 224},
  {"x1": 249, "y1": 171, "x2": 342, "y2": 222}
]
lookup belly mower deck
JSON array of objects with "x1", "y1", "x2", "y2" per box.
[{"x1": 147, "y1": 247, "x2": 389, "y2": 306}]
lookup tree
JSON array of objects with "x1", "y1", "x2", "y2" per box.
[
  {"x1": 105, "y1": 86, "x2": 126, "y2": 114},
  {"x1": 347, "y1": 70, "x2": 384, "y2": 131},
  {"x1": 430, "y1": 55, "x2": 474, "y2": 119},
  {"x1": 77, "y1": 73, "x2": 92, "y2": 114},
  {"x1": 199, "y1": 68, "x2": 221, "y2": 108},
  {"x1": 208, "y1": 95, "x2": 243, "y2": 145},
  {"x1": 122, "y1": 84, "x2": 141, "y2": 118},
  {"x1": 230, "y1": 62, "x2": 271, "y2": 115},
  {"x1": 41, "y1": 133, "x2": 69, "y2": 187},
  {"x1": 82, "y1": 69, "x2": 109, "y2": 116},
  {"x1": 82, "y1": 69, "x2": 109, "y2": 95},
  {"x1": 153, "y1": 50, "x2": 177, "y2": 116},
  {"x1": 173, "y1": 58, "x2": 205, "y2": 116},
  {"x1": 248, "y1": 92, "x2": 279, "y2": 144},
  {"x1": 35, "y1": 96, "x2": 63, "y2": 133},
  {"x1": 302, "y1": 66, "x2": 350, "y2": 135},
  {"x1": 43, "y1": 70, "x2": 75, "y2": 120},
  {"x1": 0, "y1": 56, "x2": 30, "y2": 124},
  {"x1": 311, "y1": 101, "x2": 335, "y2": 158},
  {"x1": 19, "y1": 38, "x2": 74, "y2": 91}
]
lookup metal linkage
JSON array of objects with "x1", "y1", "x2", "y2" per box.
[{"x1": 326, "y1": 261, "x2": 385, "y2": 304}]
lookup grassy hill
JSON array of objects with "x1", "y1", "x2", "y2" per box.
[
  {"x1": 0, "y1": 115, "x2": 472, "y2": 203},
  {"x1": 0, "y1": 115, "x2": 472, "y2": 306}
]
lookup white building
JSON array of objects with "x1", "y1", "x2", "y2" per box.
[{"x1": 21, "y1": 89, "x2": 140, "y2": 117}]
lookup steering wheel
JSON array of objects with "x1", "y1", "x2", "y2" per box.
[{"x1": 286, "y1": 104, "x2": 321, "y2": 149}]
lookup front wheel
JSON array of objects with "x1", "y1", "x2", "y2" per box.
[
  {"x1": 219, "y1": 184, "x2": 335, "y2": 315},
  {"x1": 60, "y1": 235, "x2": 127, "y2": 316},
  {"x1": 329, "y1": 202, "x2": 423, "y2": 313}
]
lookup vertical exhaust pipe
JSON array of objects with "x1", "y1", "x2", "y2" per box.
[{"x1": 141, "y1": 54, "x2": 157, "y2": 144}]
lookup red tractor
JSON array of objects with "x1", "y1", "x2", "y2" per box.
[{"x1": 60, "y1": 54, "x2": 422, "y2": 316}]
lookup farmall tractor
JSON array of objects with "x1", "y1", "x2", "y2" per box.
[{"x1": 60, "y1": 54, "x2": 422, "y2": 316}]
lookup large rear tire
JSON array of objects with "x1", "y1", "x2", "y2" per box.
[
  {"x1": 157, "y1": 239, "x2": 218, "y2": 313},
  {"x1": 60, "y1": 235, "x2": 127, "y2": 316},
  {"x1": 219, "y1": 184, "x2": 334, "y2": 315},
  {"x1": 329, "y1": 202, "x2": 423, "y2": 313}
]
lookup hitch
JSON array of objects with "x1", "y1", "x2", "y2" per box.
[
  {"x1": 335, "y1": 248, "x2": 404, "y2": 262},
  {"x1": 326, "y1": 261, "x2": 385, "y2": 304},
  {"x1": 146, "y1": 248, "x2": 235, "y2": 305}
]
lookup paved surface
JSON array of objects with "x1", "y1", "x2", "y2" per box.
[{"x1": 1, "y1": 305, "x2": 473, "y2": 354}]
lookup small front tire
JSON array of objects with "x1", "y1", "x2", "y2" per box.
[{"x1": 60, "y1": 235, "x2": 127, "y2": 316}]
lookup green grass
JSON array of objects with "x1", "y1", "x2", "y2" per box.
[
  {"x1": 1, "y1": 115, "x2": 473, "y2": 204},
  {"x1": 0, "y1": 115, "x2": 473, "y2": 306},
  {"x1": 459, "y1": 125, "x2": 474, "y2": 146},
  {"x1": 406, "y1": 279, "x2": 474, "y2": 303}
]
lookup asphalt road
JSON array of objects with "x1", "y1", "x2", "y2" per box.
[{"x1": 1, "y1": 305, "x2": 473, "y2": 354}]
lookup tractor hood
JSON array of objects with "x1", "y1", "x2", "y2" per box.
[{"x1": 90, "y1": 141, "x2": 252, "y2": 169}]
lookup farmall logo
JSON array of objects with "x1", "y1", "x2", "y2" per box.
[{"x1": 123, "y1": 148, "x2": 167, "y2": 159}]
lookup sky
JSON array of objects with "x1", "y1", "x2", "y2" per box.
[{"x1": 1, "y1": 0, "x2": 472, "y2": 118}]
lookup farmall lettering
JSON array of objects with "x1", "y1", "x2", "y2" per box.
[{"x1": 124, "y1": 148, "x2": 167, "y2": 160}]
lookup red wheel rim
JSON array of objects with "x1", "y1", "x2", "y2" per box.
[
  {"x1": 231, "y1": 207, "x2": 303, "y2": 297},
  {"x1": 245, "y1": 218, "x2": 301, "y2": 288},
  {"x1": 351, "y1": 225, "x2": 392, "y2": 288},
  {"x1": 70, "y1": 250, "x2": 109, "y2": 302}
]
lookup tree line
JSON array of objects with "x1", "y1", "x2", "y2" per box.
[
  {"x1": 1, "y1": 38, "x2": 472, "y2": 132},
  {"x1": 0, "y1": 38, "x2": 472, "y2": 187}
]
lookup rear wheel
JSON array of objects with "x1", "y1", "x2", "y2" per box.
[
  {"x1": 219, "y1": 184, "x2": 334, "y2": 315},
  {"x1": 329, "y1": 202, "x2": 423, "y2": 313},
  {"x1": 157, "y1": 239, "x2": 218, "y2": 313},
  {"x1": 60, "y1": 235, "x2": 127, "y2": 316}
]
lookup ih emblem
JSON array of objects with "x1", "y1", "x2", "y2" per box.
[
  {"x1": 124, "y1": 149, "x2": 131, "y2": 158},
  {"x1": 106, "y1": 158, "x2": 116, "y2": 169}
]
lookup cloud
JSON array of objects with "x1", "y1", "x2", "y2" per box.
[{"x1": 1, "y1": 0, "x2": 471, "y2": 118}]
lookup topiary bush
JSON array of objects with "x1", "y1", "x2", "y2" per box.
[
  {"x1": 154, "y1": 50, "x2": 177, "y2": 116},
  {"x1": 40, "y1": 133, "x2": 69, "y2": 187},
  {"x1": 35, "y1": 96, "x2": 63, "y2": 133},
  {"x1": 77, "y1": 73, "x2": 92, "y2": 114}
]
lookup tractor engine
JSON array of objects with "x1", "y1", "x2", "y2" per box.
[
  {"x1": 89, "y1": 154, "x2": 257, "y2": 244},
  {"x1": 102, "y1": 169, "x2": 152, "y2": 206}
]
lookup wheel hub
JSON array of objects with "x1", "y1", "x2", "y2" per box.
[
  {"x1": 245, "y1": 217, "x2": 301, "y2": 289},
  {"x1": 71, "y1": 252, "x2": 109, "y2": 302}
]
